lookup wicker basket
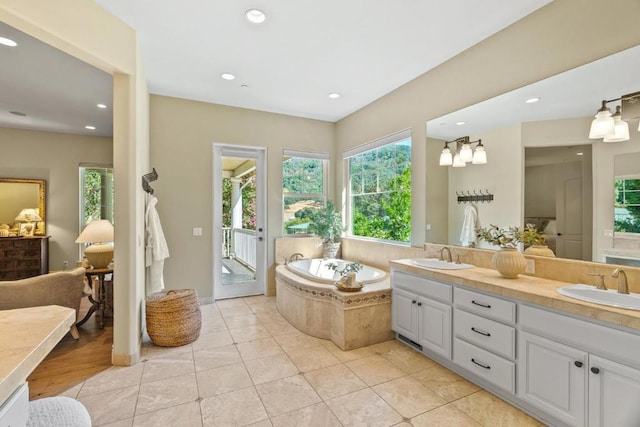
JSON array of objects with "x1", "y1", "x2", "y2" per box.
[{"x1": 146, "y1": 289, "x2": 202, "y2": 347}]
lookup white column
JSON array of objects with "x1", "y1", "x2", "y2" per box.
[{"x1": 231, "y1": 178, "x2": 242, "y2": 230}]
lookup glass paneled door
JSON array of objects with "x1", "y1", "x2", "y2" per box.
[{"x1": 213, "y1": 144, "x2": 266, "y2": 299}]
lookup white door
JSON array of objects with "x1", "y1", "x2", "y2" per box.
[
  {"x1": 213, "y1": 144, "x2": 266, "y2": 300},
  {"x1": 556, "y1": 169, "x2": 583, "y2": 260},
  {"x1": 391, "y1": 287, "x2": 418, "y2": 341},
  {"x1": 518, "y1": 331, "x2": 586, "y2": 426},
  {"x1": 588, "y1": 355, "x2": 640, "y2": 427},
  {"x1": 417, "y1": 296, "x2": 451, "y2": 359}
]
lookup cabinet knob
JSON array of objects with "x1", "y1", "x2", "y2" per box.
[
  {"x1": 591, "y1": 367, "x2": 600, "y2": 374},
  {"x1": 574, "y1": 361, "x2": 583, "y2": 368},
  {"x1": 417, "y1": 302, "x2": 422, "y2": 307},
  {"x1": 412, "y1": 300, "x2": 417, "y2": 304}
]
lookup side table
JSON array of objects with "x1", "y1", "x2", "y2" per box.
[{"x1": 76, "y1": 267, "x2": 113, "y2": 329}]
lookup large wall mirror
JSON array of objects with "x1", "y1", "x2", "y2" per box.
[
  {"x1": 426, "y1": 44, "x2": 640, "y2": 265},
  {"x1": 0, "y1": 178, "x2": 46, "y2": 236}
]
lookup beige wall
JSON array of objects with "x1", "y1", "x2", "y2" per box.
[
  {"x1": 336, "y1": 0, "x2": 640, "y2": 249},
  {"x1": 149, "y1": 95, "x2": 335, "y2": 298},
  {"x1": 0, "y1": 127, "x2": 113, "y2": 270},
  {"x1": 0, "y1": 0, "x2": 149, "y2": 365}
]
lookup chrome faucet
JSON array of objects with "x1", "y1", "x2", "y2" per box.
[
  {"x1": 288, "y1": 253, "x2": 305, "y2": 264},
  {"x1": 439, "y1": 247, "x2": 452, "y2": 263},
  {"x1": 611, "y1": 268, "x2": 629, "y2": 294},
  {"x1": 587, "y1": 273, "x2": 608, "y2": 290}
]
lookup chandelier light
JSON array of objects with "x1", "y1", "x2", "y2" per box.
[
  {"x1": 589, "y1": 91, "x2": 640, "y2": 142},
  {"x1": 439, "y1": 137, "x2": 487, "y2": 167}
]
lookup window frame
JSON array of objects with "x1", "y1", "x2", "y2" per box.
[
  {"x1": 79, "y1": 164, "x2": 114, "y2": 256},
  {"x1": 343, "y1": 129, "x2": 412, "y2": 244},
  {"x1": 614, "y1": 174, "x2": 640, "y2": 235},
  {"x1": 282, "y1": 150, "x2": 329, "y2": 235}
]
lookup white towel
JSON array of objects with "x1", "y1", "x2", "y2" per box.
[
  {"x1": 145, "y1": 194, "x2": 170, "y2": 294},
  {"x1": 460, "y1": 204, "x2": 477, "y2": 247}
]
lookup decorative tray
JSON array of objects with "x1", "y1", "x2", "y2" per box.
[{"x1": 335, "y1": 282, "x2": 363, "y2": 292}]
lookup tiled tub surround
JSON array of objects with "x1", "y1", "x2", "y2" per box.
[
  {"x1": 275, "y1": 265, "x2": 394, "y2": 350},
  {"x1": 390, "y1": 259, "x2": 640, "y2": 426}
]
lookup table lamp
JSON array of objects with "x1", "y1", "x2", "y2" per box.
[
  {"x1": 15, "y1": 208, "x2": 42, "y2": 224},
  {"x1": 76, "y1": 219, "x2": 114, "y2": 269}
]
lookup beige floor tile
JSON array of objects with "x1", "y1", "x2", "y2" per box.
[
  {"x1": 245, "y1": 353, "x2": 299, "y2": 385},
  {"x1": 192, "y1": 330, "x2": 234, "y2": 350},
  {"x1": 255, "y1": 311, "x2": 286, "y2": 323},
  {"x1": 321, "y1": 340, "x2": 374, "y2": 362},
  {"x1": 345, "y1": 355, "x2": 406, "y2": 386},
  {"x1": 99, "y1": 419, "x2": 134, "y2": 427},
  {"x1": 229, "y1": 325, "x2": 272, "y2": 343},
  {"x1": 366, "y1": 339, "x2": 408, "y2": 355},
  {"x1": 223, "y1": 313, "x2": 260, "y2": 330},
  {"x1": 325, "y1": 388, "x2": 403, "y2": 427},
  {"x1": 136, "y1": 373, "x2": 199, "y2": 415},
  {"x1": 200, "y1": 386, "x2": 268, "y2": 426},
  {"x1": 141, "y1": 349, "x2": 195, "y2": 383},
  {"x1": 271, "y1": 402, "x2": 342, "y2": 427},
  {"x1": 303, "y1": 363, "x2": 367, "y2": 400},
  {"x1": 261, "y1": 320, "x2": 300, "y2": 336},
  {"x1": 242, "y1": 295, "x2": 273, "y2": 304},
  {"x1": 196, "y1": 362, "x2": 253, "y2": 398},
  {"x1": 77, "y1": 384, "x2": 138, "y2": 426},
  {"x1": 273, "y1": 332, "x2": 325, "y2": 353},
  {"x1": 453, "y1": 390, "x2": 541, "y2": 427},
  {"x1": 215, "y1": 298, "x2": 249, "y2": 309},
  {"x1": 411, "y1": 403, "x2": 481, "y2": 427},
  {"x1": 412, "y1": 365, "x2": 480, "y2": 402},
  {"x1": 248, "y1": 302, "x2": 279, "y2": 314},
  {"x1": 237, "y1": 337, "x2": 284, "y2": 361},
  {"x1": 286, "y1": 345, "x2": 341, "y2": 372},
  {"x1": 80, "y1": 364, "x2": 144, "y2": 396},
  {"x1": 132, "y1": 401, "x2": 203, "y2": 427},
  {"x1": 219, "y1": 305, "x2": 254, "y2": 318},
  {"x1": 141, "y1": 340, "x2": 192, "y2": 360},
  {"x1": 255, "y1": 375, "x2": 322, "y2": 417},
  {"x1": 193, "y1": 344, "x2": 242, "y2": 372},
  {"x1": 199, "y1": 317, "x2": 228, "y2": 334},
  {"x1": 380, "y1": 347, "x2": 438, "y2": 374},
  {"x1": 373, "y1": 376, "x2": 446, "y2": 418},
  {"x1": 392, "y1": 423, "x2": 412, "y2": 427},
  {"x1": 60, "y1": 382, "x2": 84, "y2": 399},
  {"x1": 246, "y1": 420, "x2": 273, "y2": 427}
]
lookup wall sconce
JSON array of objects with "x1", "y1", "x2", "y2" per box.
[
  {"x1": 589, "y1": 91, "x2": 640, "y2": 142},
  {"x1": 439, "y1": 136, "x2": 487, "y2": 167}
]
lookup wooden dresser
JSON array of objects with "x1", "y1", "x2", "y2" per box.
[{"x1": 0, "y1": 237, "x2": 49, "y2": 280}]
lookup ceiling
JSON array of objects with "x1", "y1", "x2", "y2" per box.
[{"x1": 0, "y1": 1, "x2": 552, "y2": 138}]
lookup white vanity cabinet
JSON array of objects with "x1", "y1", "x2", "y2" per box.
[
  {"x1": 519, "y1": 304, "x2": 640, "y2": 427},
  {"x1": 391, "y1": 270, "x2": 452, "y2": 359}
]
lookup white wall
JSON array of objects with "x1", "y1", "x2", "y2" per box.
[{"x1": 0, "y1": 127, "x2": 113, "y2": 271}]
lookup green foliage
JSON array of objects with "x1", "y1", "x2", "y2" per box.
[
  {"x1": 520, "y1": 223, "x2": 546, "y2": 246},
  {"x1": 222, "y1": 177, "x2": 257, "y2": 230},
  {"x1": 82, "y1": 168, "x2": 113, "y2": 225},
  {"x1": 614, "y1": 178, "x2": 640, "y2": 233},
  {"x1": 308, "y1": 201, "x2": 344, "y2": 243},
  {"x1": 326, "y1": 261, "x2": 362, "y2": 277},
  {"x1": 476, "y1": 224, "x2": 523, "y2": 248}
]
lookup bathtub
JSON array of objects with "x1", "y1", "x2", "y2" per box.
[{"x1": 286, "y1": 258, "x2": 387, "y2": 284}]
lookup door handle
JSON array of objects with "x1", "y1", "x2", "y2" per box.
[{"x1": 258, "y1": 237, "x2": 263, "y2": 241}]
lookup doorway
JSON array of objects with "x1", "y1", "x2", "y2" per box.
[{"x1": 213, "y1": 144, "x2": 266, "y2": 299}]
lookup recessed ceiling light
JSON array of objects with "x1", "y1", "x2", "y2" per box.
[
  {"x1": 576, "y1": 152, "x2": 584, "y2": 156},
  {"x1": 221, "y1": 73, "x2": 236, "y2": 80},
  {"x1": 328, "y1": 93, "x2": 340, "y2": 99},
  {"x1": 85, "y1": 125, "x2": 96, "y2": 130},
  {"x1": 96, "y1": 103, "x2": 107, "y2": 109},
  {"x1": 241, "y1": 84, "x2": 248, "y2": 88},
  {"x1": 456, "y1": 121, "x2": 466, "y2": 126},
  {"x1": 9, "y1": 111, "x2": 26, "y2": 116},
  {"x1": 245, "y1": 9, "x2": 266, "y2": 24},
  {"x1": 525, "y1": 97, "x2": 540, "y2": 104},
  {"x1": 0, "y1": 36, "x2": 17, "y2": 47}
]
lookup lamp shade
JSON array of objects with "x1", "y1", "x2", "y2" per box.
[
  {"x1": 452, "y1": 152, "x2": 466, "y2": 167},
  {"x1": 589, "y1": 107, "x2": 614, "y2": 139},
  {"x1": 15, "y1": 208, "x2": 41, "y2": 222},
  {"x1": 472, "y1": 145, "x2": 487, "y2": 164},
  {"x1": 76, "y1": 219, "x2": 114, "y2": 243},
  {"x1": 603, "y1": 107, "x2": 630, "y2": 142},
  {"x1": 459, "y1": 143, "x2": 473, "y2": 163},
  {"x1": 439, "y1": 147, "x2": 453, "y2": 166}
]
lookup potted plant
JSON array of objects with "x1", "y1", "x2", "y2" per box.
[
  {"x1": 309, "y1": 201, "x2": 344, "y2": 258},
  {"x1": 476, "y1": 224, "x2": 526, "y2": 278},
  {"x1": 520, "y1": 223, "x2": 555, "y2": 257},
  {"x1": 327, "y1": 261, "x2": 362, "y2": 290}
]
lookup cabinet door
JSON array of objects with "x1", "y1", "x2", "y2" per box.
[
  {"x1": 417, "y1": 296, "x2": 451, "y2": 359},
  {"x1": 589, "y1": 355, "x2": 640, "y2": 427},
  {"x1": 518, "y1": 331, "x2": 586, "y2": 427},
  {"x1": 391, "y1": 287, "x2": 418, "y2": 341}
]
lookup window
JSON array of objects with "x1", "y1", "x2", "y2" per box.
[
  {"x1": 615, "y1": 177, "x2": 640, "y2": 233},
  {"x1": 345, "y1": 130, "x2": 411, "y2": 243},
  {"x1": 282, "y1": 150, "x2": 328, "y2": 234},
  {"x1": 80, "y1": 165, "x2": 114, "y2": 230}
]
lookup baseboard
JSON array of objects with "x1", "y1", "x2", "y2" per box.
[
  {"x1": 199, "y1": 296, "x2": 215, "y2": 305},
  {"x1": 112, "y1": 348, "x2": 140, "y2": 366}
]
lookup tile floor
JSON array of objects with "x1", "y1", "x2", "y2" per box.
[{"x1": 61, "y1": 296, "x2": 545, "y2": 426}]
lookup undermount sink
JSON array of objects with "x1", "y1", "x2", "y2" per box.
[
  {"x1": 413, "y1": 258, "x2": 475, "y2": 270},
  {"x1": 557, "y1": 284, "x2": 640, "y2": 311}
]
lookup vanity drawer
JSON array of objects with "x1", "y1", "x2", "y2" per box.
[
  {"x1": 454, "y1": 338, "x2": 515, "y2": 393},
  {"x1": 391, "y1": 270, "x2": 452, "y2": 303},
  {"x1": 454, "y1": 309, "x2": 515, "y2": 359},
  {"x1": 454, "y1": 287, "x2": 516, "y2": 324}
]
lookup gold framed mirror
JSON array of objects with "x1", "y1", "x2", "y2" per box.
[{"x1": 0, "y1": 178, "x2": 46, "y2": 236}]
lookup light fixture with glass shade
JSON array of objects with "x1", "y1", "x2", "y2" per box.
[
  {"x1": 589, "y1": 91, "x2": 640, "y2": 141},
  {"x1": 603, "y1": 106, "x2": 630, "y2": 142},
  {"x1": 76, "y1": 219, "x2": 114, "y2": 269},
  {"x1": 439, "y1": 136, "x2": 487, "y2": 168}
]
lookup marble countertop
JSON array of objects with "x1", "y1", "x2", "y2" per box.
[
  {"x1": 389, "y1": 259, "x2": 640, "y2": 332},
  {"x1": 0, "y1": 305, "x2": 74, "y2": 404}
]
